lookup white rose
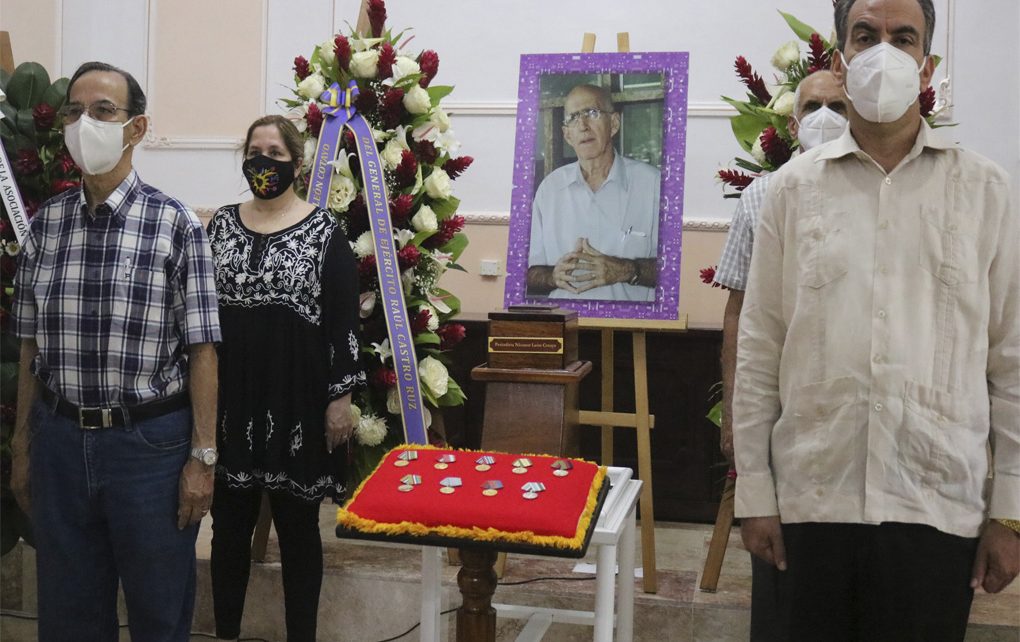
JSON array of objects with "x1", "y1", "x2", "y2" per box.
[
  {"x1": 394, "y1": 228, "x2": 416, "y2": 248},
  {"x1": 393, "y1": 56, "x2": 420, "y2": 79},
  {"x1": 350, "y1": 50, "x2": 380, "y2": 79},
  {"x1": 359, "y1": 291, "x2": 376, "y2": 318},
  {"x1": 403, "y1": 85, "x2": 432, "y2": 115},
  {"x1": 352, "y1": 231, "x2": 375, "y2": 258},
  {"x1": 423, "y1": 406, "x2": 432, "y2": 429},
  {"x1": 386, "y1": 387, "x2": 401, "y2": 414},
  {"x1": 423, "y1": 169, "x2": 452, "y2": 200},
  {"x1": 420, "y1": 304, "x2": 439, "y2": 331},
  {"x1": 319, "y1": 39, "x2": 336, "y2": 66},
  {"x1": 771, "y1": 40, "x2": 801, "y2": 71},
  {"x1": 419, "y1": 356, "x2": 449, "y2": 397},
  {"x1": 284, "y1": 104, "x2": 308, "y2": 133},
  {"x1": 772, "y1": 91, "x2": 795, "y2": 116},
  {"x1": 381, "y1": 136, "x2": 408, "y2": 169},
  {"x1": 328, "y1": 174, "x2": 357, "y2": 212},
  {"x1": 355, "y1": 414, "x2": 388, "y2": 446},
  {"x1": 302, "y1": 139, "x2": 317, "y2": 169},
  {"x1": 750, "y1": 136, "x2": 767, "y2": 165},
  {"x1": 429, "y1": 107, "x2": 451, "y2": 133},
  {"x1": 411, "y1": 204, "x2": 439, "y2": 233},
  {"x1": 297, "y1": 73, "x2": 325, "y2": 100},
  {"x1": 401, "y1": 269, "x2": 415, "y2": 294}
]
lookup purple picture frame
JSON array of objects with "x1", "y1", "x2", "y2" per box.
[{"x1": 503, "y1": 51, "x2": 689, "y2": 320}]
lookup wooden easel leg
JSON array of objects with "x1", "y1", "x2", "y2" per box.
[
  {"x1": 456, "y1": 547, "x2": 498, "y2": 642},
  {"x1": 632, "y1": 331, "x2": 657, "y2": 593},
  {"x1": 600, "y1": 329, "x2": 615, "y2": 466},
  {"x1": 250, "y1": 492, "x2": 273, "y2": 562},
  {"x1": 699, "y1": 476, "x2": 735, "y2": 592}
]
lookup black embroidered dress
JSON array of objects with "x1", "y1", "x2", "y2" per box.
[{"x1": 208, "y1": 205, "x2": 365, "y2": 502}]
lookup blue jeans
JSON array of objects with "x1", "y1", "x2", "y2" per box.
[{"x1": 30, "y1": 399, "x2": 199, "y2": 642}]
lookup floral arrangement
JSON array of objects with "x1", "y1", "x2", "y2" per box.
[
  {"x1": 716, "y1": 9, "x2": 950, "y2": 198},
  {"x1": 280, "y1": 0, "x2": 473, "y2": 482},
  {"x1": 0, "y1": 62, "x2": 77, "y2": 554}
]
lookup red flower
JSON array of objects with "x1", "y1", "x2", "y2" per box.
[
  {"x1": 390, "y1": 194, "x2": 414, "y2": 221},
  {"x1": 919, "y1": 86, "x2": 936, "y2": 118},
  {"x1": 806, "y1": 33, "x2": 831, "y2": 73},
  {"x1": 342, "y1": 129, "x2": 356, "y2": 150},
  {"x1": 23, "y1": 197, "x2": 40, "y2": 218},
  {"x1": 398, "y1": 244, "x2": 422, "y2": 270},
  {"x1": 56, "y1": 149, "x2": 78, "y2": 175},
  {"x1": 358, "y1": 255, "x2": 378, "y2": 287},
  {"x1": 437, "y1": 323, "x2": 466, "y2": 350},
  {"x1": 306, "y1": 102, "x2": 323, "y2": 137},
  {"x1": 33, "y1": 103, "x2": 56, "y2": 130},
  {"x1": 377, "y1": 43, "x2": 397, "y2": 80},
  {"x1": 380, "y1": 87, "x2": 405, "y2": 129},
  {"x1": 717, "y1": 169, "x2": 754, "y2": 191},
  {"x1": 699, "y1": 265, "x2": 729, "y2": 290},
  {"x1": 367, "y1": 0, "x2": 387, "y2": 37},
  {"x1": 734, "y1": 56, "x2": 772, "y2": 105},
  {"x1": 759, "y1": 126, "x2": 793, "y2": 168},
  {"x1": 51, "y1": 179, "x2": 80, "y2": 194},
  {"x1": 443, "y1": 155, "x2": 473, "y2": 180},
  {"x1": 416, "y1": 140, "x2": 438, "y2": 166},
  {"x1": 411, "y1": 308, "x2": 431, "y2": 334},
  {"x1": 371, "y1": 366, "x2": 398, "y2": 389},
  {"x1": 356, "y1": 87, "x2": 378, "y2": 113},
  {"x1": 14, "y1": 149, "x2": 42, "y2": 176},
  {"x1": 423, "y1": 214, "x2": 465, "y2": 250},
  {"x1": 293, "y1": 56, "x2": 311, "y2": 81},
  {"x1": 394, "y1": 149, "x2": 418, "y2": 189},
  {"x1": 418, "y1": 50, "x2": 439, "y2": 88},
  {"x1": 334, "y1": 35, "x2": 351, "y2": 71}
]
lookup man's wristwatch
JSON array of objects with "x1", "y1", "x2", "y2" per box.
[
  {"x1": 996, "y1": 518, "x2": 1020, "y2": 536},
  {"x1": 190, "y1": 447, "x2": 218, "y2": 466},
  {"x1": 627, "y1": 260, "x2": 641, "y2": 286}
]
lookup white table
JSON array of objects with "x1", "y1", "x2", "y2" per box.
[{"x1": 417, "y1": 466, "x2": 642, "y2": 642}]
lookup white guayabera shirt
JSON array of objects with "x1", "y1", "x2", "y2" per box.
[{"x1": 733, "y1": 122, "x2": 1019, "y2": 539}]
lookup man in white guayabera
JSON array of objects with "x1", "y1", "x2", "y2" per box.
[
  {"x1": 733, "y1": 0, "x2": 1020, "y2": 639},
  {"x1": 527, "y1": 84, "x2": 660, "y2": 301}
]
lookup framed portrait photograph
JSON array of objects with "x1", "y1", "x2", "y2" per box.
[{"x1": 503, "y1": 52, "x2": 689, "y2": 320}]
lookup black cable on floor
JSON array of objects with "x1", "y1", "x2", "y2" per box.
[
  {"x1": 372, "y1": 606, "x2": 459, "y2": 642},
  {"x1": 498, "y1": 575, "x2": 598, "y2": 586}
]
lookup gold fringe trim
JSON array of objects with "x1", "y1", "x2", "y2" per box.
[{"x1": 337, "y1": 445, "x2": 607, "y2": 551}]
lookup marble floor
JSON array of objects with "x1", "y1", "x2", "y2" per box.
[{"x1": 2, "y1": 505, "x2": 1018, "y2": 641}]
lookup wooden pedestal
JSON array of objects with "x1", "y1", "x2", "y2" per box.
[{"x1": 471, "y1": 361, "x2": 592, "y2": 456}]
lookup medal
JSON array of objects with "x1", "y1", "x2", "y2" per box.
[
  {"x1": 398, "y1": 474, "x2": 421, "y2": 492},
  {"x1": 475, "y1": 455, "x2": 495, "y2": 472},
  {"x1": 512, "y1": 457, "x2": 532, "y2": 475},
  {"x1": 395, "y1": 450, "x2": 418, "y2": 467},
  {"x1": 481, "y1": 480, "x2": 503, "y2": 497},
  {"x1": 435, "y1": 453, "x2": 456, "y2": 470},
  {"x1": 439, "y1": 476, "x2": 462, "y2": 495},
  {"x1": 521, "y1": 481, "x2": 546, "y2": 500},
  {"x1": 551, "y1": 459, "x2": 573, "y2": 477}
]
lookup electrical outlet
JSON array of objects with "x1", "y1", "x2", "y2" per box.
[{"x1": 478, "y1": 259, "x2": 502, "y2": 276}]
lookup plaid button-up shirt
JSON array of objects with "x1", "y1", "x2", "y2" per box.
[{"x1": 13, "y1": 170, "x2": 221, "y2": 407}]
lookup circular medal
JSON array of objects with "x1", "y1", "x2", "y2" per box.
[
  {"x1": 398, "y1": 484, "x2": 414, "y2": 492},
  {"x1": 482, "y1": 489, "x2": 498, "y2": 497},
  {"x1": 394, "y1": 460, "x2": 409, "y2": 467},
  {"x1": 434, "y1": 463, "x2": 449, "y2": 470},
  {"x1": 475, "y1": 464, "x2": 491, "y2": 472},
  {"x1": 553, "y1": 469, "x2": 569, "y2": 477},
  {"x1": 512, "y1": 467, "x2": 527, "y2": 474},
  {"x1": 439, "y1": 486, "x2": 456, "y2": 495},
  {"x1": 522, "y1": 491, "x2": 538, "y2": 500}
]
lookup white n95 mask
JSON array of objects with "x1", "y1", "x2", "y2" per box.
[
  {"x1": 64, "y1": 114, "x2": 134, "y2": 175},
  {"x1": 842, "y1": 42, "x2": 926, "y2": 123},
  {"x1": 795, "y1": 106, "x2": 848, "y2": 151}
]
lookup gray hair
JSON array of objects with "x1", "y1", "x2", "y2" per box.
[{"x1": 834, "y1": 0, "x2": 935, "y2": 55}]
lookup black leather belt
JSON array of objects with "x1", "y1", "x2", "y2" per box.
[{"x1": 40, "y1": 386, "x2": 190, "y2": 429}]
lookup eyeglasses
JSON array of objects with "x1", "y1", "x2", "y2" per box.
[
  {"x1": 59, "y1": 100, "x2": 132, "y2": 124},
  {"x1": 563, "y1": 107, "x2": 613, "y2": 128}
]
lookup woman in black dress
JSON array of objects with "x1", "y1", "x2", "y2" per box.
[{"x1": 207, "y1": 115, "x2": 365, "y2": 641}]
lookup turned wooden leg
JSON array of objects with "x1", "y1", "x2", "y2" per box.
[{"x1": 456, "y1": 547, "x2": 498, "y2": 642}]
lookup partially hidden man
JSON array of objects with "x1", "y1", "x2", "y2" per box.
[
  {"x1": 734, "y1": 0, "x2": 1019, "y2": 639},
  {"x1": 10, "y1": 62, "x2": 221, "y2": 642}
]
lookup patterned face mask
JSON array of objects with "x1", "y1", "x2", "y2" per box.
[{"x1": 242, "y1": 155, "x2": 296, "y2": 200}]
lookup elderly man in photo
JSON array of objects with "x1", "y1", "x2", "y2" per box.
[
  {"x1": 9, "y1": 62, "x2": 221, "y2": 641},
  {"x1": 527, "y1": 83, "x2": 660, "y2": 301},
  {"x1": 715, "y1": 68, "x2": 847, "y2": 642},
  {"x1": 733, "y1": 0, "x2": 1020, "y2": 638}
]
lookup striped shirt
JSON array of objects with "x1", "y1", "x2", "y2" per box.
[
  {"x1": 714, "y1": 173, "x2": 772, "y2": 291},
  {"x1": 13, "y1": 170, "x2": 221, "y2": 406}
]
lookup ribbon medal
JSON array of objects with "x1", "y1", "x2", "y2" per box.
[
  {"x1": 521, "y1": 481, "x2": 546, "y2": 500},
  {"x1": 395, "y1": 450, "x2": 418, "y2": 467},
  {"x1": 551, "y1": 459, "x2": 574, "y2": 477},
  {"x1": 512, "y1": 458, "x2": 533, "y2": 475},
  {"x1": 475, "y1": 455, "x2": 495, "y2": 472},
  {"x1": 398, "y1": 474, "x2": 422, "y2": 493},
  {"x1": 439, "y1": 477, "x2": 463, "y2": 495},
  {"x1": 481, "y1": 480, "x2": 503, "y2": 497},
  {"x1": 435, "y1": 453, "x2": 456, "y2": 470}
]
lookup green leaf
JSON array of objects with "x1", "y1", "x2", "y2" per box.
[
  {"x1": 729, "y1": 113, "x2": 766, "y2": 153},
  {"x1": 437, "y1": 378, "x2": 466, "y2": 407},
  {"x1": 778, "y1": 11, "x2": 828, "y2": 47},
  {"x1": 429, "y1": 195, "x2": 460, "y2": 218},
  {"x1": 41, "y1": 78, "x2": 69, "y2": 110},
  {"x1": 733, "y1": 157, "x2": 765, "y2": 173},
  {"x1": 706, "y1": 399, "x2": 723, "y2": 428},
  {"x1": 411, "y1": 229, "x2": 436, "y2": 246},
  {"x1": 6, "y1": 62, "x2": 50, "y2": 109},
  {"x1": 426, "y1": 85, "x2": 454, "y2": 107},
  {"x1": 414, "y1": 331, "x2": 440, "y2": 346},
  {"x1": 430, "y1": 288, "x2": 461, "y2": 318},
  {"x1": 14, "y1": 109, "x2": 36, "y2": 139},
  {"x1": 440, "y1": 232, "x2": 468, "y2": 262},
  {"x1": 445, "y1": 262, "x2": 467, "y2": 273}
]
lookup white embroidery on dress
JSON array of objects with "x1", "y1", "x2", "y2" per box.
[
  {"x1": 265, "y1": 410, "x2": 275, "y2": 443},
  {"x1": 329, "y1": 371, "x2": 366, "y2": 397},
  {"x1": 348, "y1": 330, "x2": 359, "y2": 359},
  {"x1": 245, "y1": 418, "x2": 254, "y2": 451},
  {"x1": 289, "y1": 422, "x2": 303, "y2": 456},
  {"x1": 220, "y1": 468, "x2": 345, "y2": 502},
  {"x1": 209, "y1": 207, "x2": 337, "y2": 325},
  {"x1": 219, "y1": 411, "x2": 228, "y2": 444}
]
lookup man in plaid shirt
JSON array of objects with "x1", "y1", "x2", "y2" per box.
[{"x1": 10, "y1": 62, "x2": 220, "y2": 641}]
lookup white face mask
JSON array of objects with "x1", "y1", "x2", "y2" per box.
[
  {"x1": 842, "y1": 42, "x2": 926, "y2": 123},
  {"x1": 795, "y1": 106, "x2": 848, "y2": 151},
  {"x1": 64, "y1": 114, "x2": 134, "y2": 175}
]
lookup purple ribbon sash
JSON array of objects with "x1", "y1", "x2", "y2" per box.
[{"x1": 307, "y1": 81, "x2": 428, "y2": 445}]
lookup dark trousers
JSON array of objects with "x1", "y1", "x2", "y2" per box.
[
  {"x1": 209, "y1": 482, "x2": 323, "y2": 642},
  {"x1": 750, "y1": 553, "x2": 779, "y2": 642},
  {"x1": 772, "y1": 522, "x2": 978, "y2": 642}
]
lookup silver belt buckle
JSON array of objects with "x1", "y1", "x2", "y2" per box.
[{"x1": 79, "y1": 407, "x2": 114, "y2": 429}]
